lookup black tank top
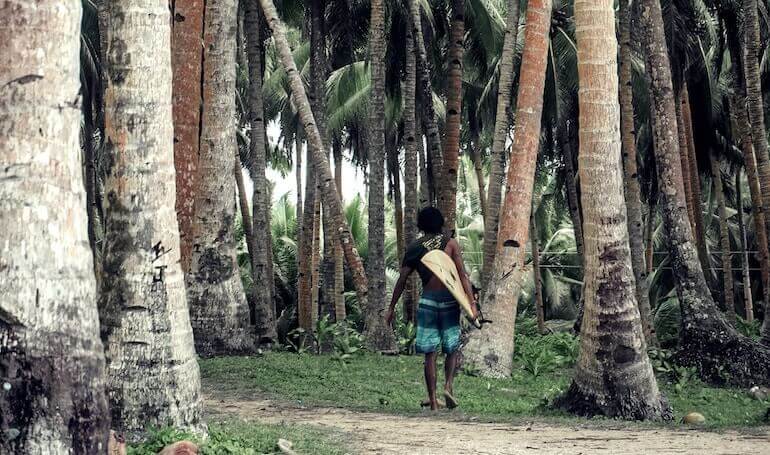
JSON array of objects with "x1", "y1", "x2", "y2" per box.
[{"x1": 401, "y1": 234, "x2": 450, "y2": 285}]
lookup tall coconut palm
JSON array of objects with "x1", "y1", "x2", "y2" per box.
[
  {"x1": 638, "y1": 0, "x2": 770, "y2": 386},
  {"x1": 463, "y1": 0, "x2": 553, "y2": 378},
  {"x1": 0, "y1": 1, "x2": 109, "y2": 451},
  {"x1": 332, "y1": 138, "x2": 346, "y2": 320},
  {"x1": 403, "y1": 15, "x2": 420, "y2": 323},
  {"x1": 407, "y1": 0, "x2": 444, "y2": 202},
  {"x1": 99, "y1": 0, "x2": 203, "y2": 438},
  {"x1": 558, "y1": 0, "x2": 668, "y2": 420},
  {"x1": 364, "y1": 0, "x2": 398, "y2": 351},
  {"x1": 438, "y1": 0, "x2": 466, "y2": 231},
  {"x1": 259, "y1": 0, "x2": 371, "y2": 314},
  {"x1": 187, "y1": 0, "x2": 256, "y2": 356},
  {"x1": 681, "y1": 82, "x2": 709, "y2": 274},
  {"x1": 619, "y1": 0, "x2": 656, "y2": 345},
  {"x1": 736, "y1": 170, "x2": 754, "y2": 322},
  {"x1": 171, "y1": 0, "x2": 205, "y2": 273},
  {"x1": 482, "y1": 0, "x2": 521, "y2": 289},
  {"x1": 741, "y1": 0, "x2": 770, "y2": 343},
  {"x1": 244, "y1": 0, "x2": 277, "y2": 342},
  {"x1": 709, "y1": 151, "x2": 735, "y2": 321}
]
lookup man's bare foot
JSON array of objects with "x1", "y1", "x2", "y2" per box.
[
  {"x1": 420, "y1": 398, "x2": 445, "y2": 408},
  {"x1": 443, "y1": 390, "x2": 458, "y2": 409}
]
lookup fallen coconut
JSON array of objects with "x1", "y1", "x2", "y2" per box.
[{"x1": 682, "y1": 412, "x2": 706, "y2": 425}]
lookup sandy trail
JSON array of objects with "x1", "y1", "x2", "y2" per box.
[{"x1": 204, "y1": 394, "x2": 770, "y2": 454}]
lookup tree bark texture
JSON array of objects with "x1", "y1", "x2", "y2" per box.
[
  {"x1": 463, "y1": 0, "x2": 552, "y2": 378},
  {"x1": 100, "y1": 0, "x2": 203, "y2": 439},
  {"x1": 531, "y1": 215, "x2": 545, "y2": 334},
  {"x1": 619, "y1": 0, "x2": 656, "y2": 346},
  {"x1": 407, "y1": 0, "x2": 443, "y2": 204},
  {"x1": 0, "y1": 1, "x2": 110, "y2": 452},
  {"x1": 403, "y1": 19, "x2": 420, "y2": 323},
  {"x1": 186, "y1": 0, "x2": 256, "y2": 356},
  {"x1": 674, "y1": 96, "x2": 695, "y2": 233},
  {"x1": 260, "y1": 0, "x2": 370, "y2": 311},
  {"x1": 561, "y1": 126, "x2": 585, "y2": 260},
  {"x1": 736, "y1": 171, "x2": 754, "y2": 322},
  {"x1": 709, "y1": 152, "x2": 735, "y2": 322},
  {"x1": 438, "y1": 0, "x2": 465, "y2": 232},
  {"x1": 364, "y1": 0, "x2": 397, "y2": 351},
  {"x1": 171, "y1": 0, "x2": 205, "y2": 273},
  {"x1": 244, "y1": 0, "x2": 277, "y2": 342},
  {"x1": 639, "y1": 0, "x2": 770, "y2": 387},
  {"x1": 558, "y1": 0, "x2": 669, "y2": 419},
  {"x1": 298, "y1": 150, "x2": 317, "y2": 336},
  {"x1": 482, "y1": 0, "x2": 521, "y2": 289},
  {"x1": 333, "y1": 138, "x2": 346, "y2": 321}
]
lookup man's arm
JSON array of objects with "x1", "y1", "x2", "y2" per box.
[
  {"x1": 448, "y1": 239, "x2": 478, "y2": 316},
  {"x1": 385, "y1": 266, "x2": 413, "y2": 325}
]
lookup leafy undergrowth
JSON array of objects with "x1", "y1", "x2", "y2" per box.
[
  {"x1": 128, "y1": 422, "x2": 347, "y2": 455},
  {"x1": 200, "y1": 339, "x2": 768, "y2": 429}
]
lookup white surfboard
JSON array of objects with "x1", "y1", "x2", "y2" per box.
[{"x1": 420, "y1": 249, "x2": 481, "y2": 328}]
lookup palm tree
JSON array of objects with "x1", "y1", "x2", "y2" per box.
[
  {"x1": 463, "y1": 0, "x2": 553, "y2": 378},
  {"x1": 709, "y1": 151, "x2": 735, "y2": 321},
  {"x1": 187, "y1": 0, "x2": 256, "y2": 356},
  {"x1": 638, "y1": 0, "x2": 770, "y2": 386},
  {"x1": 364, "y1": 0, "x2": 397, "y2": 351},
  {"x1": 99, "y1": 0, "x2": 203, "y2": 438},
  {"x1": 438, "y1": 0, "x2": 466, "y2": 231},
  {"x1": 741, "y1": 0, "x2": 770, "y2": 343},
  {"x1": 736, "y1": 170, "x2": 754, "y2": 322},
  {"x1": 244, "y1": 0, "x2": 277, "y2": 343},
  {"x1": 259, "y1": 0, "x2": 371, "y2": 315},
  {"x1": 681, "y1": 82, "x2": 709, "y2": 275},
  {"x1": 530, "y1": 214, "x2": 546, "y2": 334},
  {"x1": 0, "y1": 0, "x2": 109, "y2": 451},
  {"x1": 619, "y1": 0, "x2": 656, "y2": 345},
  {"x1": 558, "y1": 0, "x2": 668, "y2": 420},
  {"x1": 333, "y1": 139, "x2": 346, "y2": 320},
  {"x1": 482, "y1": 0, "x2": 520, "y2": 289},
  {"x1": 171, "y1": 0, "x2": 205, "y2": 273},
  {"x1": 403, "y1": 14, "x2": 420, "y2": 323}
]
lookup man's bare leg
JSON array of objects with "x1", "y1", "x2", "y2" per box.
[
  {"x1": 424, "y1": 352, "x2": 438, "y2": 410},
  {"x1": 443, "y1": 351, "x2": 459, "y2": 408}
]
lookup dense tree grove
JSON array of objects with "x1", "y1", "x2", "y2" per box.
[{"x1": 2, "y1": 0, "x2": 770, "y2": 450}]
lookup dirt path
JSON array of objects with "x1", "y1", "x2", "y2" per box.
[{"x1": 205, "y1": 395, "x2": 770, "y2": 454}]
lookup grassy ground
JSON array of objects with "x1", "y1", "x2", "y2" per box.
[
  {"x1": 200, "y1": 350, "x2": 769, "y2": 429},
  {"x1": 128, "y1": 421, "x2": 348, "y2": 455}
]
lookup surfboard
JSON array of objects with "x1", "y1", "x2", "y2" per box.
[{"x1": 420, "y1": 249, "x2": 481, "y2": 328}]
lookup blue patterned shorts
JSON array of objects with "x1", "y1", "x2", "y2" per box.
[{"x1": 415, "y1": 289, "x2": 461, "y2": 354}]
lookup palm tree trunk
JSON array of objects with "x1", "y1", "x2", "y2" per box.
[
  {"x1": 187, "y1": 0, "x2": 256, "y2": 356},
  {"x1": 171, "y1": 0, "x2": 205, "y2": 274},
  {"x1": 419, "y1": 124, "x2": 431, "y2": 208},
  {"x1": 296, "y1": 132, "x2": 303, "y2": 229},
  {"x1": 558, "y1": 0, "x2": 668, "y2": 419},
  {"x1": 403, "y1": 21, "x2": 420, "y2": 324},
  {"x1": 0, "y1": 2, "x2": 110, "y2": 451},
  {"x1": 619, "y1": 0, "x2": 656, "y2": 346},
  {"x1": 736, "y1": 170, "x2": 755, "y2": 322},
  {"x1": 244, "y1": 0, "x2": 277, "y2": 342},
  {"x1": 710, "y1": 152, "x2": 735, "y2": 322},
  {"x1": 389, "y1": 137, "x2": 405, "y2": 258},
  {"x1": 407, "y1": 0, "x2": 444, "y2": 204},
  {"x1": 639, "y1": 0, "x2": 770, "y2": 386},
  {"x1": 561, "y1": 126, "x2": 585, "y2": 259},
  {"x1": 333, "y1": 138, "x2": 346, "y2": 321},
  {"x1": 742, "y1": 0, "x2": 770, "y2": 344},
  {"x1": 469, "y1": 140, "x2": 488, "y2": 220},
  {"x1": 298, "y1": 148, "x2": 317, "y2": 337},
  {"x1": 363, "y1": 0, "x2": 397, "y2": 352},
  {"x1": 674, "y1": 96, "x2": 696, "y2": 231},
  {"x1": 681, "y1": 83, "x2": 710, "y2": 276},
  {"x1": 235, "y1": 160, "x2": 257, "y2": 304},
  {"x1": 438, "y1": 0, "x2": 465, "y2": 231},
  {"x1": 463, "y1": 0, "x2": 552, "y2": 378},
  {"x1": 531, "y1": 215, "x2": 546, "y2": 334},
  {"x1": 260, "y1": 0, "x2": 370, "y2": 312},
  {"x1": 646, "y1": 197, "x2": 656, "y2": 274},
  {"x1": 99, "y1": 0, "x2": 203, "y2": 438},
  {"x1": 482, "y1": 0, "x2": 521, "y2": 289},
  {"x1": 312, "y1": 187, "x2": 321, "y2": 328}
]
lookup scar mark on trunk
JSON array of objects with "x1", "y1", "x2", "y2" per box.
[{"x1": 2, "y1": 74, "x2": 43, "y2": 88}]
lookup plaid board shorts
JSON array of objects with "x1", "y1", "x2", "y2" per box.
[{"x1": 415, "y1": 289, "x2": 461, "y2": 354}]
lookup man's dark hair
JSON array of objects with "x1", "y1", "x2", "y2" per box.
[{"x1": 417, "y1": 207, "x2": 444, "y2": 234}]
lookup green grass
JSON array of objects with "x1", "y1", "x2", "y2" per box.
[
  {"x1": 128, "y1": 421, "x2": 348, "y2": 455},
  {"x1": 200, "y1": 350, "x2": 769, "y2": 429}
]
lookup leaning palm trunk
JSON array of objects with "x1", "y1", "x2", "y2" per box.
[
  {"x1": 558, "y1": 0, "x2": 669, "y2": 419},
  {"x1": 674, "y1": 97, "x2": 696, "y2": 233},
  {"x1": 0, "y1": 2, "x2": 109, "y2": 451},
  {"x1": 736, "y1": 171, "x2": 754, "y2": 322},
  {"x1": 438, "y1": 0, "x2": 465, "y2": 231},
  {"x1": 244, "y1": 0, "x2": 277, "y2": 342},
  {"x1": 639, "y1": 0, "x2": 770, "y2": 386},
  {"x1": 463, "y1": 0, "x2": 552, "y2": 378},
  {"x1": 100, "y1": 0, "x2": 203, "y2": 439},
  {"x1": 619, "y1": 0, "x2": 656, "y2": 346},
  {"x1": 482, "y1": 0, "x2": 521, "y2": 289},
  {"x1": 742, "y1": 0, "x2": 770, "y2": 343},
  {"x1": 407, "y1": 0, "x2": 444, "y2": 203},
  {"x1": 710, "y1": 152, "x2": 735, "y2": 322},
  {"x1": 364, "y1": 0, "x2": 398, "y2": 351},
  {"x1": 187, "y1": 0, "x2": 256, "y2": 356},
  {"x1": 260, "y1": 0, "x2": 371, "y2": 310},
  {"x1": 171, "y1": 0, "x2": 205, "y2": 273}
]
